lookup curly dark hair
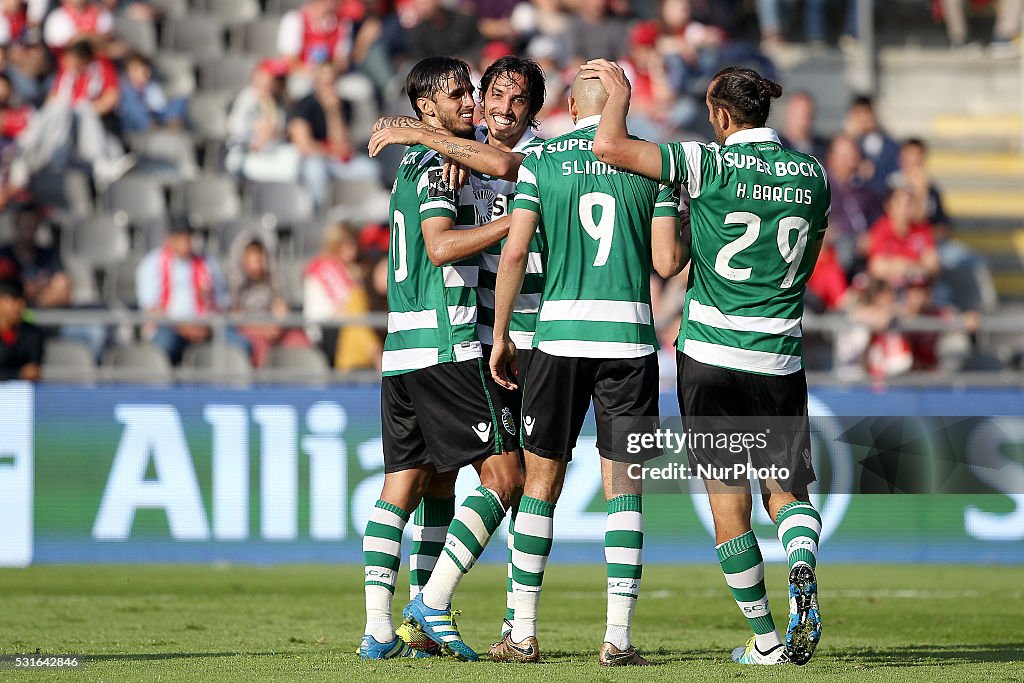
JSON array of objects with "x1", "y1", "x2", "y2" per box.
[
  {"x1": 707, "y1": 66, "x2": 783, "y2": 128},
  {"x1": 479, "y1": 56, "x2": 546, "y2": 130}
]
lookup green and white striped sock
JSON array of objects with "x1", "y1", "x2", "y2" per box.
[
  {"x1": 409, "y1": 496, "x2": 455, "y2": 599},
  {"x1": 510, "y1": 496, "x2": 555, "y2": 643},
  {"x1": 363, "y1": 499, "x2": 410, "y2": 643},
  {"x1": 716, "y1": 530, "x2": 781, "y2": 651},
  {"x1": 605, "y1": 494, "x2": 643, "y2": 650},
  {"x1": 503, "y1": 504, "x2": 518, "y2": 635},
  {"x1": 775, "y1": 501, "x2": 821, "y2": 569},
  {"x1": 421, "y1": 486, "x2": 507, "y2": 610}
]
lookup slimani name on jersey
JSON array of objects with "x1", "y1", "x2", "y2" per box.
[
  {"x1": 382, "y1": 145, "x2": 481, "y2": 376},
  {"x1": 658, "y1": 127, "x2": 831, "y2": 376},
  {"x1": 512, "y1": 114, "x2": 680, "y2": 359}
]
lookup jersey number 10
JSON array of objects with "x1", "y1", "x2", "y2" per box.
[{"x1": 715, "y1": 211, "x2": 810, "y2": 289}]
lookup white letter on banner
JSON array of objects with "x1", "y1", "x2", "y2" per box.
[
  {"x1": 303, "y1": 401, "x2": 347, "y2": 540},
  {"x1": 0, "y1": 382, "x2": 33, "y2": 567},
  {"x1": 205, "y1": 405, "x2": 249, "y2": 540},
  {"x1": 965, "y1": 417, "x2": 1024, "y2": 541},
  {"x1": 94, "y1": 405, "x2": 209, "y2": 540},
  {"x1": 254, "y1": 405, "x2": 298, "y2": 540}
]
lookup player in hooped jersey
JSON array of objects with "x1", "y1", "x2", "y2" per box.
[
  {"x1": 358, "y1": 57, "x2": 524, "y2": 662},
  {"x1": 584, "y1": 61, "x2": 829, "y2": 665},
  {"x1": 490, "y1": 74, "x2": 688, "y2": 665},
  {"x1": 369, "y1": 56, "x2": 548, "y2": 646}
]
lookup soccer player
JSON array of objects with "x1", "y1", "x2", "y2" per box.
[
  {"x1": 489, "y1": 73, "x2": 687, "y2": 665},
  {"x1": 583, "y1": 60, "x2": 829, "y2": 665},
  {"x1": 369, "y1": 55, "x2": 547, "y2": 642},
  {"x1": 358, "y1": 56, "x2": 524, "y2": 662}
]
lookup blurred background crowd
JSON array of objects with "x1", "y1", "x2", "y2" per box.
[{"x1": 0, "y1": 0, "x2": 1021, "y2": 383}]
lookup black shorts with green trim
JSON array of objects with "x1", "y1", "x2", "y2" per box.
[{"x1": 381, "y1": 357, "x2": 520, "y2": 473}]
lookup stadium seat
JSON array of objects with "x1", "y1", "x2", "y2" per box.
[
  {"x1": 70, "y1": 214, "x2": 130, "y2": 267},
  {"x1": 187, "y1": 92, "x2": 230, "y2": 170},
  {"x1": 206, "y1": 0, "x2": 260, "y2": 47},
  {"x1": 148, "y1": 0, "x2": 187, "y2": 18},
  {"x1": 248, "y1": 181, "x2": 314, "y2": 228},
  {"x1": 215, "y1": 215, "x2": 278, "y2": 256},
  {"x1": 163, "y1": 16, "x2": 226, "y2": 60},
  {"x1": 327, "y1": 178, "x2": 390, "y2": 223},
  {"x1": 242, "y1": 15, "x2": 282, "y2": 58},
  {"x1": 198, "y1": 54, "x2": 258, "y2": 95},
  {"x1": 153, "y1": 52, "x2": 197, "y2": 100},
  {"x1": 180, "y1": 342, "x2": 253, "y2": 384},
  {"x1": 115, "y1": 16, "x2": 157, "y2": 57},
  {"x1": 180, "y1": 175, "x2": 242, "y2": 229},
  {"x1": 105, "y1": 176, "x2": 168, "y2": 241},
  {"x1": 63, "y1": 255, "x2": 100, "y2": 305},
  {"x1": 128, "y1": 129, "x2": 199, "y2": 184},
  {"x1": 338, "y1": 72, "x2": 377, "y2": 145},
  {"x1": 258, "y1": 346, "x2": 330, "y2": 384},
  {"x1": 267, "y1": 0, "x2": 303, "y2": 13},
  {"x1": 42, "y1": 338, "x2": 97, "y2": 384},
  {"x1": 28, "y1": 170, "x2": 93, "y2": 219},
  {"x1": 107, "y1": 254, "x2": 142, "y2": 307},
  {"x1": 101, "y1": 342, "x2": 174, "y2": 384}
]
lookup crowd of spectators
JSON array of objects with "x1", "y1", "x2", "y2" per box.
[{"x1": 0, "y1": 0, "x2": 1016, "y2": 382}]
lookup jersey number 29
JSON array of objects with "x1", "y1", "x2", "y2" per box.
[{"x1": 715, "y1": 211, "x2": 810, "y2": 289}]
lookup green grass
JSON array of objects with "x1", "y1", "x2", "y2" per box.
[{"x1": 0, "y1": 564, "x2": 1021, "y2": 682}]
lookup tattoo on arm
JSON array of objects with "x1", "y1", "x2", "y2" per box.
[
  {"x1": 431, "y1": 137, "x2": 476, "y2": 161},
  {"x1": 373, "y1": 115, "x2": 437, "y2": 132}
]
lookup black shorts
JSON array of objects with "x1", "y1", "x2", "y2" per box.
[
  {"x1": 676, "y1": 351, "x2": 816, "y2": 491},
  {"x1": 381, "y1": 358, "x2": 519, "y2": 474},
  {"x1": 483, "y1": 345, "x2": 534, "y2": 431},
  {"x1": 521, "y1": 350, "x2": 660, "y2": 462}
]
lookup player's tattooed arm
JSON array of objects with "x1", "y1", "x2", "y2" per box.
[
  {"x1": 581, "y1": 59, "x2": 664, "y2": 182},
  {"x1": 371, "y1": 115, "x2": 437, "y2": 133},
  {"x1": 490, "y1": 207, "x2": 537, "y2": 391},
  {"x1": 368, "y1": 125, "x2": 523, "y2": 180}
]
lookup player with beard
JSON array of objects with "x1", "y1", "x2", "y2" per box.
[
  {"x1": 359, "y1": 56, "x2": 524, "y2": 662},
  {"x1": 583, "y1": 61, "x2": 829, "y2": 666},
  {"x1": 369, "y1": 56, "x2": 547, "y2": 646}
]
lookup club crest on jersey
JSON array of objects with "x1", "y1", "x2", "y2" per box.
[
  {"x1": 472, "y1": 421, "x2": 492, "y2": 443},
  {"x1": 501, "y1": 407, "x2": 517, "y2": 435},
  {"x1": 523, "y1": 415, "x2": 535, "y2": 436}
]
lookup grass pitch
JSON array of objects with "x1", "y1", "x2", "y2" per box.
[{"x1": 0, "y1": 564, "x2": 1021, "y2": 682}]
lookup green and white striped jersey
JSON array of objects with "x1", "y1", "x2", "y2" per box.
[
  {"x1": 512, "y1": 115, "x2": 680, "y2": 359},
  {"x1": 466, "y1": 129, "x2": 546, "y2": 347},
  {"x1": 658, "y1": 127, "x2": 831, "y2": 376},
  {"x1": 382, "y1": 145, "x2": 481, "y2": 376}
]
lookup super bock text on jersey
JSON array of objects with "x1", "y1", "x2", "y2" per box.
[
  {"x1": 380, "y1": 145, "x2": 518, "y2": 473},
  {"x1": 510, "y1": 115, "x2": 679, "y2": 462}
]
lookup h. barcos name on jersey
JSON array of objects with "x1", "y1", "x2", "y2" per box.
[{"x1": 725, "y1": 151, "x2": 821, "y2": 206}]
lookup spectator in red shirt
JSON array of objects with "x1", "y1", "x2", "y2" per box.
[
  {"x1": 278, "y1": 0, "x2": 354, "y2": 74},
  {"x1": 10, "y1": 40, "x2": 131, "y2": 189},
  {"x1": 867, "y1": 184, "x2": 940, "y2": 288},
  {"x1": 806, "y1": 233, "x2": 849, "y2": 313},
  {"x1": 0, "y1": 73, "x2": 31, "y2": 145},
  {"x1": 42, "y1": 0, "x2": 112, "y2": 55}
]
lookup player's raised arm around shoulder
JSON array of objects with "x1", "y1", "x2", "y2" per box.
[
  {"x1": 651, "y1": 184, "x2": 690, "y2": 278},
  {"x1": 580, "y1": 60, "x2": 664, "y2": 181},
  {"x1": 369, "y1": 126, "x2": 523, "y2": 181},
  {"x1": 490, "y1": 206, "x2": 537, "y2": 390},
  {"x1": 416, "y1": 165, "x2": 509, "y2": 266}
]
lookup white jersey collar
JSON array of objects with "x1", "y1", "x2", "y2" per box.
[
  {"x1": 574, "y1": 114, "x2": 602, "y2": 130},
  {"x1": 725, "y1": 127, "x2": 781, "y2": 146},
  {"x1": 512, "y1": 128, "x2": 537, "y2": 153}
]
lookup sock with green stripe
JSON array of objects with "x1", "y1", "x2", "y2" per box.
[
  {"x1": 510, "y1": 495, "x2": 555, "y2": 643},
  {"x1": 503, "y1": 503, "x2": 518, "y2": 635},
  {"x1": 775, "y1": 500, "x2": 821, "y2": 569},
  {"x1": 363, "y1": 499, "x2": 410, "y2": 643},
  {"x1": 421, "y1": 486, "x2": 507, "y2": 611},
  {"x1": 716, "y1": 530, "x2": 781, "y2": 651},
  {"x1": 605, "y1": 494, "x2": 643, "y2": 650},
  {"x1": 409, "y1": 496, "x2": 455, "y2": 599}
]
